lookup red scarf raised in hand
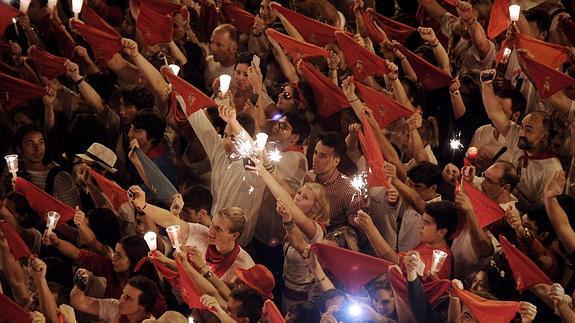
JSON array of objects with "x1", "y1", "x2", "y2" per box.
[{"x1": 205, "y1": 243, "x2": 241, "y2": 278}]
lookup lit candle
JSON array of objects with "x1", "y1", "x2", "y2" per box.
[
  {"x1": 12, "y1": 18, "x2": 19, "y2": 36},
  {"x1": 431, "y1": 249, "x2": 448, "y2": 274},
  {"x1": 166, "y1": 224, "x2": 182, "y2": 252},
  {"x1": 168, "y1": 64, "x2": 180, "y2": 76},
  {"x1": 467, "y1": 146, "x2": 478, "y2": 159},
  {"x1": 255, "y1": 133, "x2": 268, "y2": 151},
  {"x1": 19, "y1": 0, "x2": 31, "y2": 14},
  {"x1": 72, "y1": 0, "x2": 84, "y2": 19},
  {"x1": 219, "y1": 74, "x2": 231, "y2": 95},
  {"x1": 509, "y1": 4, "x2": 521, "y2": 22},
  {"x1": 4, "y1": 154, "x2": 18, "y2": 179},
  {"x1": 144, "y1": 231, "x2": 157, "y2": 251},
  {"x1": 46, "y1": 211, "x2": 61, "y2": 236}
]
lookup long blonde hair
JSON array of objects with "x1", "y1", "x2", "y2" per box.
[{"x1": 302, "y1": 182, "x2": 331, "y2": 226}]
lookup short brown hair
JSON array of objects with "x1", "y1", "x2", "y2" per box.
[{"x1": 217, "y1": 207, "x2": 246, "y2": 235}]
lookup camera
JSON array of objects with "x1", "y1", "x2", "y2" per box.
[
  {"x1": 480, "y1": 69, "x2": 496, "y2": 83},
  {"x1": 75, "y1": 271, "x2": 87, "y2": 291}
]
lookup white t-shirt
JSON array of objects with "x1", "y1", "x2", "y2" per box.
[
  {"x1": 283, "y1": 222, "x2": 324, "y2": 292},
  {"x1": 185, "y1": 223, "x2": 255, "y2": 283},
  {"x1": 97, "y1": 299, "x2": 121, "y2": 323},
  {"x1": 469, "y1": 124, "x2": 513, "y2": 162}
]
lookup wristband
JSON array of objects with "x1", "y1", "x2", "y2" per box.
[
  {"x1": 450, "y1": 90, "x2": 460, "y2": 96},
  {"x1": 430, "y1": 41, "x2": 439, "y2": 48},
  {"x1": 74, "y1": 77, "x2": 85, "y2": 86},
  {"x1": 348, "y1": 97, "x2": 360, "y2": 103}
]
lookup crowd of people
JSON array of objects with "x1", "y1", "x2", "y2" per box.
[{"x1": 1, "y1": 0, "x2": 575, "y2": 322}]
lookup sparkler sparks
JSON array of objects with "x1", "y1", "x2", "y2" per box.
[
  {"x1": 268, "y1": 148, "x2": 282, "y2": 163},
  {"x1": 449, "y1": 138, "x2": 463, "y2": 151},
  {"x1": 351, "y1": 172, "x2": 368, "y2": 207}
]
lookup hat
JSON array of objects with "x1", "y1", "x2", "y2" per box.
[
  {"x1": 82, "y1": 4, "x2": 120, "y2": 36},
  {"x1": 299, "y1": 61, "x2": 349, "y2": 118},
  {"x1": 335, "y1": 31, "x2": 390, "y2": 81},
  {"x1": 455, "y1": 180, "x2": 505, "y2": 228},
  {"x1": 514, "y1": 32, "x2": 569, "y2": 69},
  {"x1": 235, "y1": 264, "x2": 275, "y2": 299},
  {"x1": 0, "y1": 2, "x2": 19, "y2": 37},
  {"x1": 0, "y1": 221, "x2": 32, "y2": 260},
  {"x1": 0, "y1": 294, "x2": 29, "y2": 323},
  {"x1": 28, "y1": 46, "x2": 67, "y2": 80},
  {"x1": 266, "y1": 29, "x2": 330, "y2": 62},
  {"x1": 219, "y1": 2, "x2": 255, "y2": 35},
  {"x1": 357, "y1": 112, "x2": 390, "y2": 189},
  {"x1": 500, "y1": 235, "x2": 553, "y2": 291},
  {"x1": 451, "y1": 281, "x2": 521, "y2": 322},
  {"x1": 161, "y1": 66, "x2": 217, "y2": 117},
  {"x1": 71, "y1": 20, "x2": 123, "y2": 64},
  {"x1": 0, "y1": 72, "x2": 47, "y2": 112},
  {"x1": 89, "y1": 168, "x2": 128, "y2": 209},
  {"x1": 76, "y1": 143, "x2": 118, "y2": 173},
  {"x1": 354, "y1": 80, "x2": 415, "y2": 128},
  {"x1": 367, "y1": 8, "x2": 416, "y2": 44},
  {"x1": 518, "y1": 52, "x2": 575, "y2": 99},
  {"x1": 394, "y1": 42, "x2": 453, "y2": 90},
  {"x1": 14, "y1": 177, "x2": 75, "y2": 224},
  {"x1": 136, "y1": 1, "x2": 174, "y2": 46},
  {"x1": 263, "y1": 299, "x2": 285, "y2": 323},
  {"x1": 487, "y1": 0, "x2": 509, "y2": 39}
]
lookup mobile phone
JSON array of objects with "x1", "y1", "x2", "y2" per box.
[
  {"x1": 252, "y1": 54, "x2": 261, "y2": 69},
  {"x1": 480, "y1": 69, "x2": 496, "y2": 83},
  {"x1": 75, "y1": 271, "x2": 87, "y2": 291},
  {"x1": 500, "y1": 47, "x2": 512, "y2": 63},
  {"x1": 249, "y1": 92, "x2": 259, "y2": 105},
  {"x1": 127, "y1": 190, "x2": 134, "y2": 200}
]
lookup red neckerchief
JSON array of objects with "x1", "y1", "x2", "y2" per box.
[
  {"x1": 205, "y1": 244, "x2": 241, "y2": 278},
  {"x1": 147, "y1": 143, "x2": 167, "y2": 160},
  {"x1": 519, "y1": 150, "x2": 556, "y2": 168},
  {"x1": 283, "y1": 145, "x2": 304, "y2": 154}
]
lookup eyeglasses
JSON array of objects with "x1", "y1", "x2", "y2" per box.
[
  {"x1": 277, "y1": 121, "x2": 292, "y2": 131},
  {"x1": 280, "y1": 87, "x2": 293, "y2": 100}
]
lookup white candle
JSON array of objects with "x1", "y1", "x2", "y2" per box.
[
  {"x1": 144, "y1": 231, "x2": 157, "y2": 251},
  {"x1": 219, "y1": 74, "x2": 231, "y2": 95},
  {"x1": 72, "y1": 0, "x2": 84, "y2": 19},
  {"x1": 11, "y1": 18, "x2": 19, "y2": 36},
  {"x1": 166, "y1": 224, "x2": 182, "y2": 252},
  {"x1": 4, "y1": 154, "x2": 18, "y2": 179},
  {"x1": 255, "y1": 133, "x2": 268, "y2": 151},
  {"x1": 19, "y1": 0, "x2": 31, "y2": 14},
  {"x1": 509, "y1": 4, "x2": 521, "y2": 22},
  {"x1": 431, "y1": 249, "x2": 448, "y2": 274},
  {"x1": 46, "y1": 211, "x2": 61, "y2": 235},
  {"x1": 168, "y1": 64, "x2": 180, "y2": 76}
]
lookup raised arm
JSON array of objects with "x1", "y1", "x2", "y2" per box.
[
  {"x1": 419, "y1": 0, "x2": 449, "y2": 24},
  {"x1": 418, "y1": 27, "x2": 451, "y2": 75},
  {"x1": 64, "y1": 60, "x2": 105, "y2": 112},
  {"x1": 175, "y1": 251, "x2": 228, "y2": 306},
  {"x1": 544, "y1": 171, "x2": 575, "y2": 253},
  {"x1": 457, "y1": 1, "x2": 491, "y2": 60},
  {"x1": 69, "y1": 285, "x2": 100, "y2": 317},
  {"x1": 354, "y1": 210, "x2": 400, "y2": 263},
  {"x1": 455, "y1": 191, "x2": 494, "y2": 258},
  {"x1": 29, "y1": 257, "x2": 59, "y2": 323},
  {"x1": 482, "y1": 80, "x2": 511, "y2": 136},
  {"x1": 121, "y1": 38, "x2": 169, "y2": 96},
  {"x1": 0, "y1": 229, "x2": 29, "y2": 307},
  {"x1": 106, "y1": 53, "x2": 141, "y2": 85},
  {"x1": 267, "y1": 34, "x2": 299, "y2": 83}
]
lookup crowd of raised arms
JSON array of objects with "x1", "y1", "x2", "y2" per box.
[{"x1": 1, "y1": 0, "x2": 575, "y2": 322}]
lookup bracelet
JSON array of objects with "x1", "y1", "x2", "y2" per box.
[
  {"x1": 399, "y1": 56, "x2": 407, "y2": 61},
  {"x1": 348, "y1": 97, "x2": 360, "y2": 103},
  {"x1": 264, "y1": 163, "x2": 276, "y2": 172},
  {"x1": 317, "y1": 276, "x2": 327, "y2": 282},
  {"x1": 450, "y1": 90, "x2": 460, "y2": 96},
  {"x1": 203, "y1": 270, "x2": 213, "y2": 279},
  {"x1": 387, "y1": 74, "x2": 398, "y2": 81},
  {"x1": 430, "y1": 41, "x2": 439, "y2": 48},
  {"x1": 74, "y1": 77, "x2": 85, "y2": 86},
  {"x1": 282, "y1": 219, "x2": 295, "y2": 231},
  {"x1": 462, "y1": 17, "x2": 476, "y2": 26}
]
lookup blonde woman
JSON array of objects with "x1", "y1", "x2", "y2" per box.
[{"x1": 250, "y1": 157, "x2": 330, "y2": 311}]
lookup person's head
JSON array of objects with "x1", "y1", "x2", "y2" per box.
[
  {"x1": 522, "y1": 204, "x2": 556, "y2": 246},
  {"x1": 285, "y1": 303, "x2": 321, "y2": 323},
  {"x1": 112, "y1": 235, "x2": 152, "y2": 274},
  {"x1": 369, "y1": 281, "x2": 396, "y2": 317},
  {"x1": 294, "y1": 182, "x2": 330, "y2": 224},
  {"x1": 210, "y1": 24, "x2": 239, "y2": 64},
  {"x1": 518, "y1": 111, "x2": 554, "y2": 153},
  {"x1": 84, "y1": 208, "x2": 121, "y2": 248},
  {"x1": 228, "y1": 287, "x2": 265, "y2": 323},
  {"x1": 234, "y1": 53, "x2": 255, "y2": 93},
  {"x1": 118, "y1": 276, "x2": 159, "y2": 316},
  {"x1": 271, "y1": 112, "x2": 311, "y2": 148},
  {"x1": 317, "y1": 289, "x2": 348, "y2": 313},
  {"x1": 525, "y1": 8, "x2": 551, "y2": 40},
  {"x1": 497, "y1": 89, "x2": 525, "y2": 123},
  {"x1": 14, "y1": 123, "x2": 46, "y2": 166},
  {"x1": 259, "y1": 0, "x2": 277, "y2": 25},
  {"x1": 208, "y1": 207, "x2": 246, "y2": 248},
  {"x1": 480, "y1": 161, "x2": 517, "y2": 201},
  {"x1": 324, "y1": 226, "x2": 359, "y2": 251},
  {"x1": 406, "y1": 162, "x2": 442, "y2": 200},
  {"x1": 120, "y1": 87, "x2": 155, "y2": 125},
  {"x1": 128, "y1": 110, "x2": 166, "y2": 150},
  {"x1": 419, "y1": 201, "x2": 458, "y2": 244},
  {"x1": 223, "y1": 113, "x2": 256, "y2": 155},
  {"x1": 233, "y1": 264, "x2": 275, "y2": 299},
  {"x1": 470, "y1": 263, "x2": 512, "y2": 300},
  {"x1": 4, "y1": 192, "x2": 38, "y2": 227},
  {"x1": 181, "y1": 186, "x2": 213, "y2": 223},
  {"x1": 313, "y1": 133, "x2": 346, "y2": 177},
  {"x1": 277, "y1": 82, "x2": 312, "y2": 113}
]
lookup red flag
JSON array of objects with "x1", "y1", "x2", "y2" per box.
[
  {"x1": 0, "y1": 2, "x2": 19, "y2": 37},
  {"x1": 394, "y1": 43, "x2": 453, "y2": 90},
  {"x1": 310, "y1": 242, "x2": 393, "y2": 293},
  {"x1": 0, "y1": 72, "x2": 47, "y2": 112},
  {"x1": 82, "y1": 4, "x2": 120, "y2": 36},
  {"x1": 559, "y1": 17, "x2": 575, "y2": 46},
  {"x1": 514, "y1": 32, "x2": 569, "y2": 69},
  {"x1": 354, "y1": 81, "x2": 415, "y2": 128},
  {"x1": 0, "y1": 294, "x2": 29, "y2": 323},
  {"x1": 388, "y1": 266, "x2": 451, "y2": 305},
  {"x1": 455, "y1": 180, "x2": 506, "y2": 228},
  {"x1": 358, "y1": 9, "x2": 386, "y2": 44},
  {"x1": 266, "y1": 29, "x2": 330, "y2": 62},
  {"x1": 451, "y1": 282, "x2": 521, "y2": 322},
  {"x1": 367, "y1": 8, "x2": 416, "y2": 43},
  {"x1": 89, "y1": 169, "x2": 129, "y2": 210},
  {"x1": 13, "y1": 177, "x2": 75, "y2": 224},
  {"x1": 263, "y1": 299, "x2": 285, "y2": 323},
  {"x1": 299, "y1": 61, "x2": 349, "y2": 118},
  {"x1": 145, "y1": 0, "x2": 186, "y2": 18},
  {"x1": 357, "y1": 113, "x2": 390, "y2": 189},
  {"x1": 499, "y1": 235, "x2": 553, "y2": 291},
  {"x1": 335, "y1": 31, "x2": 389, "y2": 81},
  {"x1": 71, "y1": 21, "x2": 123, "y2": 64},
  {"x1": 28, "y1": 46, "x2": 67, "y2": 80},
  {"x1": 518, "y1": 53, "x2": 575, "y2": 99},
  {"x1": 136, "y1": 1, "x2": 174, "y2": 46},
  {"x1": 176, "y1": 258, "x2": 206, "y2": 309},
  {"x1": 487, "y1": 0, "x2": 509, "y2": 39},
  {"x1": 161, "y1": 66, "x2": 217, "y2": 117},
  {"x1": 219, "y1": 2, "x2": 255, "y2": 35},
  {"x1": 271, "y1": 3, "x2": 348, "y2": 46},
  {"x1": 0, "y1": 221, "x2": 32, "y2": 260}
]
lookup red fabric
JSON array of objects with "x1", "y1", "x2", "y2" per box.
[
  {"x1": 495, "y1": 39, "x2": 512, "y2": 63},
  {"x1": 357, "y1": 113, "x2": 390, "y2": 189},
  {"x1": 487, "y1": 0, "x2": 509, "y2": 39},
  {"x1": 136, "y1": 1, "x2": 174, "y2": 46},
  {"x1": 134, "y1": 252, "x2": 178, "y2": 283},
  {"x1": 0, "y1": 221, "x2": 31, "y2": 260},
  {"x1": 519, "y1": 53, "x2": 575, "y2": 99},
  {"x1": 28, "y1": 46, "x2": 67, "y2": 80},
  {"x1": 0, "y1": 42, "x2": 10, "y2": 53},
  {"x1": 388, "y1": 266, "x2": 451, "y2": 305},
  {"x1": 514, "y1": 32, "x2": 569, "y2": 69},
  {"x1": 176, "y1": 258, "x2": 206, "y2": 309},
  {"x1": 199, "y1": 0, "x2": 219, "y2": 40},
  {"x1": 398, "y1": 243, "x2": 453, "y2": 281},
  {"x1": 299, "y1": 61, "x2": 349, "y2": 118},
  {"x1": 263, "y1": 299, "x2": 285, "y2": 323},
  {"x1": 205, "y1": 243, "x2": 241, "y2": 278},
  {"x1": 71, "y1": 20, "x2": 123, "y2": 64},
  {"x1": 0, "y1": 72, "x2": 47, "y2": 112},
  {"x1": 145, "y1": 0, "x2": 186, "y2": 17},
  {"x1": 0, "y1": 2, "x2": 19, "y2": 36},
  {"x1": 82, "y1": 4, "x2": 120, "y2": 37},
  {"x1": 310, "y1": 242, "x2": 393, "y2": 293},
  {"x1": 367, "y1": 8, "x2": 417, "y2": 43},
  {"x1": 89, "y1": 169, "x2": 128, "y2": 210},
  {"x1": 358, "y1": 9, "x2": 386, "y2": 44},
  {"x1": 90, "y1": 0, "x2": 124, "y2": 27},
  {"x1": 454, "y1": 180, "x2": 506, "y2": 228},
  {"x1": 335, "y1": 31, "x2": 389, "y2": 81},
  {"x1": 48, "y1": 19, "x2": 77, "y2": 58},
  {"x1": 559, "y1": 17, "x2": 575, "y2": 46},
  {"x1": 219, "y1": 2, "x2": 255, "y2": 34},
  {"x1": 499, "y1": 235, "x2": 553, "y2": 291},
  {"x1": 394, "y1": 43, "x2": 453, "y2": 90},
  {"x1": 451, "y1": 283, "x2": 521, "y2": 322},
  {"x1": 13, "y1": 177, "x2": 75, "y2": 224},
  {"x1": 266, "y1": 28, "x2": 330, "y2": 62},
  {"x1": 0, "y1": 293, "x2": 29, "y2": 323},
  {"x1": 271, "y1": 3, "x2": 347, "y2": 46},
  {"x1": 161, "y1": 66, "x2": 217, "y2": 117},
  {"x1": 354, "y1": 81, "x2": 415, "y2": 128}
]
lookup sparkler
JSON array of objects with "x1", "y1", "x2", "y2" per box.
[
  {"x1": 12, "y1": 18, "x2": 18, "y2": 36},
  {"x1": 351, "y1": 172, "x2": 368, "y2": 209},
  {"x1": 449, "y1": 132, "x2": 463, "y2": 162}
]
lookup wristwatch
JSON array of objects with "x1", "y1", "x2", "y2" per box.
[{"x1": 203, "y1": 270, "x2": 213, "y2": 279}]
